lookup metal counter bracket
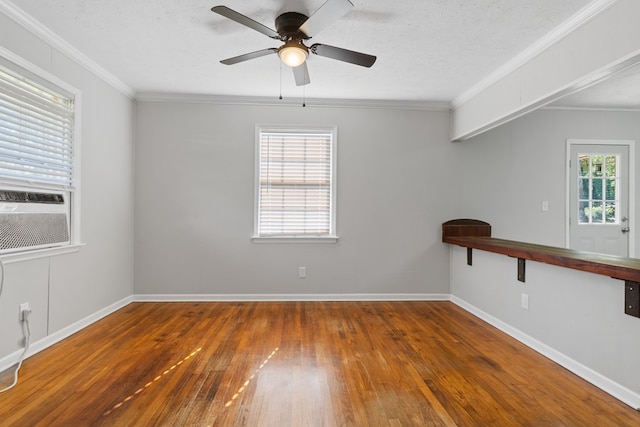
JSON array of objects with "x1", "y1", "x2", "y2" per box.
[
  {"x1": 625, "y1": 281, "x2": 640, "y2": 318},
  {"x1": 517, "y1": 258, "x2": 525, "y2": 282}
]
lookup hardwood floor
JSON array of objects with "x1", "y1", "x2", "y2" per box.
[{"x1": 0, "y1": 301, "x2": 638, "y2": 426}]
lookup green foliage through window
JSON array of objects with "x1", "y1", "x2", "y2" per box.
[{"x1": 577, "y1": 154, "x2": 619, "y2": 224}]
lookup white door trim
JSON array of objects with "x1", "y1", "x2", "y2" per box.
[{"x1": 565, "y1": 139, "x2": 636, "y2": 257}]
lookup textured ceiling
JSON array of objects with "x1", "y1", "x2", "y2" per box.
[{"x1": 9, "y1": 0, "x2": 593, "y2": 102}]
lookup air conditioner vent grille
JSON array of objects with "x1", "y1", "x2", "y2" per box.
[
  {"x1": 0, "y1": 213, "x2": 69, "y2": 250},
  {"x1": 0, "y1": 191, "x2": 65, "y2": 204}
]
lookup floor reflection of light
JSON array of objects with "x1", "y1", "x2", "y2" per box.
[
  {"x1": 224, "y1": 347, "x2": 279, "y2": 408},
  {"x1": 102, "y1": 347, "x2": 202, "y2": 417}
]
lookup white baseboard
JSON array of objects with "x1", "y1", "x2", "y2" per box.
[
  {"x1": 0, "y1": 295, "x2": 133, "y2": 373},
  {"x1": 450, "y1": 295, "x2": 640, "y2": 410},
  {"x1": 133, "y1": 293, "x2": 451, "y2": 302}
]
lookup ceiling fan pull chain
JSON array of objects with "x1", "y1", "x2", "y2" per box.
[{"x1": 279, "y1": 62, "x2": 283, "y2": 100}]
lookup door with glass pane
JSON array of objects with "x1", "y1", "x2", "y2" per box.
[{"x1": 569, "y1": 143, "x2": 629, "y2": 256}]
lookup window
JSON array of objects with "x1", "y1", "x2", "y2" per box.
[
  {"x1": 577, "y1": 153, "x2": 619, "y2": 224},
  {"x1": 254, "y1": 126, "x2": 337, "y2": 241},
  {"x1": 0, "y1": 52, "x2": 80, "y2": 256},
  {"x1": 0, "y1": 60, "x2": 75, "y2": 188}
]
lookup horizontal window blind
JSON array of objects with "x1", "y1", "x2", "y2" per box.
[
  {"x1": 0, "y1": 64, "x2": 75, "y2": 188},
  {"x1": 258, "y1": 130, "x2": 334, "y2": 237}
]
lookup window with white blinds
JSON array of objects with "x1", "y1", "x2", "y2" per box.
[
  {"x1": 255, "y1": 127, "x2": 336, "y2": 239},
  {"x1": 0, "y1": 61, "x2": 75, "y2": 188}
]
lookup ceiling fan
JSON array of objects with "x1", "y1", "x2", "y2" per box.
[{"x1": 211, "y1": 0, "x2": 377, "y2": 86}]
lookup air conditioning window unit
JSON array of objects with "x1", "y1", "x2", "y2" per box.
[{"x1": 0, "y1": 189, "x2": 70, "y2": 254}]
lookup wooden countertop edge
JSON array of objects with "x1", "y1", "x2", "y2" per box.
[{"x1": 443, "y1": 235, "x2": 640, "y2": 283}]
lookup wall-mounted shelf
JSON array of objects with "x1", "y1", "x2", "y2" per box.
[{"x1": 442, "y1": 219, "x2": 640, "y2": 318}]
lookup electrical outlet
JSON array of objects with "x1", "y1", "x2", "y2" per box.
[
  {"x1": 19, "y1": 302, "x2": 31, "y2": 321},
  {"x1": 299, "y1": 267, "x2": 306, "y2": 278},
  {"x1": 541, "y1": 201, "x2": 549, "y2": 212},
  {"x1": 521, "y1": 294, "x2": 529, "y2": 310}
]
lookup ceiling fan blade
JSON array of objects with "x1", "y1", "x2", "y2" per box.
[
  {"x1": 211, "y1": 6, "x2": 280, "y2": 39},
  {"x1": 292, "y1": 62, "x2": 311, "y2": 86},
  {"x1": 220, "y1": 48, "x2": 278, "y2": 65},
  {"x1": 299, "y1": 0, "x2": 353, "y2": 37},
  {"x1": 310, "y1": 44, "x2": 376, "y2": 67}
]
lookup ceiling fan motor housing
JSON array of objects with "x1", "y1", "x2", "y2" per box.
[{"x1": 275, "y1": 12, "x2": 310, "y2": 40}]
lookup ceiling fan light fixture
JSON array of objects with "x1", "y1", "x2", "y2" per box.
[{"x1": 278, "y1": 42, "x2": 308, "y2": 67}]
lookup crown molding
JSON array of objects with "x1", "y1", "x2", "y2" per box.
[
  {"x1": 541, "y1": 105, "x2": 640, "y2": 112},
  {"x1": 451, "y1": 0, "x2": 619, "y2": 110},
  {"x1": 135, "y1": 92, "x2": 451, "y2": 111},
  {"x1": 0, "y1": 0, "x2": 135, "y2": 98}
]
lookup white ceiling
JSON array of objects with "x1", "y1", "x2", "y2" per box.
[{"x1": 8, "y1": 0, "x2": 597, "y2": 103}]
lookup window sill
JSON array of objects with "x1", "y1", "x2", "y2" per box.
[
  {"x1": 0, "y1": 243, "x2": 85, "y2": 264},
  {"x1": 251, "y1": 236, "x2": 339, "y2": 244}
]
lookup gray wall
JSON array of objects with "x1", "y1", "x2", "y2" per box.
[
  {"x1": 134, "y1": 102, "x2": 455, "y2": 297},
  {"x1": 0, "y1": 13, "x2": 134, "y2": 361},
  {"x1": 449, "y1": 108, "x2": 640, "y2": 403}
]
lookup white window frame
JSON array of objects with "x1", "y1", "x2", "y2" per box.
[
  {"x1": 0, "y1": 47, "x2": 82, "y2": 262},
  {"x1": 252, "y1": 124, "x2": 338, "y2": 243}
]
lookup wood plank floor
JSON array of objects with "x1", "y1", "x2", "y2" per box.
[{"x1": 0, "y1": 301, "x2": 639, "y2": 426}]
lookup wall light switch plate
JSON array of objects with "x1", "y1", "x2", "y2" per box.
[
  {"x1": 521, "y1": 293, "x2": 529, "y2": 310},
  {"x1": 541, "y1": 201, "x2": 549, "y2": 212}
]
